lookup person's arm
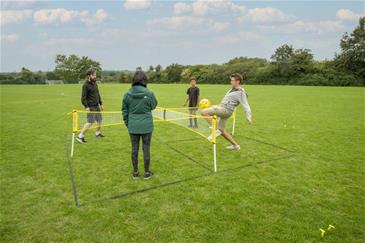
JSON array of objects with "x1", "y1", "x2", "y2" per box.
[
  {"x1": 81, "y1": 84, "x2": 90, "y2": 111},
  {"x1": 98, "y1": 86, "x2": 103, "y2": 110},
  {"x1": 150, "y1": 91, "x2": 158, "y2": 110},
  {"x1": 183, "y1": 88, "x2": 190, "y2": 106},
  {"x1": 239, "y1": 91, "x2": 252, "y2": 124},
  {"x1": 197, "y1": 88, "x2": 200, "y2": 107},
  {"x1": 122, "y1": 93, "x2": 129, "y2": 127},
  {"x1": 183, "y1": 95, "x2": 189, "y2": 106}
]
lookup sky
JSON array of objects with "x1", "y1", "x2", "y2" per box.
[{"x1": 0, "y1": 0, "x2": 364, "y2": 72}]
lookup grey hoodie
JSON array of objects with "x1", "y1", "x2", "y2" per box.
[{"x1": 220, "y1": 87, "x2": 252, "y2": 119}]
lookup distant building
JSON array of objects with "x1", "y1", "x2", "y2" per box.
[{"x1": 46, "y1": 80, "x2": 64, "y2": 85}]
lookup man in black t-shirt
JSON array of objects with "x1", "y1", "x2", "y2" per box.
[
  {"x1": 76, "y1": 69, "x2": 105, "y2": 144},
  {"x1": 183, "y1": 77, "x2": 200, "y2": 128}
]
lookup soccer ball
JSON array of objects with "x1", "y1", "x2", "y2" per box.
[{"x1": 199, "y1": 99, "x2": 211, "y2": 109}]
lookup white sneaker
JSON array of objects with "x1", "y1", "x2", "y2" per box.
[
  {"x1": 226, "y1": 145, "x2": 240, "y2": 150},
  {"x1": 208, "y1": 129, "x2": 222, "y2": 140}
]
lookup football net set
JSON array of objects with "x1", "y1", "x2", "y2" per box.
[{"x1": 69, "y1": 107, "x2": 237, "y2": 172}]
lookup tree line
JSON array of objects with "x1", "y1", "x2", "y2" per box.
[{"x1": 1, "y1": 17, "x2": 364, "y2": 86}]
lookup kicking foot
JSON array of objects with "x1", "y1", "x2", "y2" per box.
[
  {"x1": 208, "y1": 129, "x2": 222, "y2": 140},
  {"x1": 95, "y1": 133, "x2": 105, "y2": 138},
  {"x1": 132, "y1": 172, "x2": 139, "y2": 180},
  {"x1": 144, "y1": 171, "x2": 154, "y2": 180},
  {"x1": 76, "y1": 136, "x2": 87, "y2": 144},
  {"x1": 226, "y1": 145, "x2": 241, "y2": 150}
]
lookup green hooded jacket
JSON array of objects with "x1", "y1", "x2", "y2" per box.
[{"x1": 122, "y1": 85, "x2": 158, "y2": 134}]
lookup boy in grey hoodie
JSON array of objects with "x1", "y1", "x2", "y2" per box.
[{"x1": 201, "y1": 73, "x2": 252, "y2": 150}]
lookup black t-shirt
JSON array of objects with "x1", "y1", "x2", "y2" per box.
[
  {"x1": 81, "y1": 80, "x2": 102, "y2": 108},
  {"x1": 186, "y1": 86, "x2": 200, "y2": 107}
]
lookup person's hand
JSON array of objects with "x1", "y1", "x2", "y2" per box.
[
  {"x1": 100, "y1": 105, "x2": 104, "y2": 111},
  {"x1": 247, "y1": 117, "x2": 253, "y2": 125},
  {"x1": 183, "y1": 102, "x2": 187, "y2": 107},
  {"x1": 85, "y1": 107, "x2": 90, "y2": 111}
]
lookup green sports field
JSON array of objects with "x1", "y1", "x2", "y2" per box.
[{"x1": 1, "y1": 84, "x2": 364, "y2": 242}]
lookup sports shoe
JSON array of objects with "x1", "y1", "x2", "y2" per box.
[
  {"x1": 144, "y1": 171, "x2": 154, "y2": 180},
  {"x1": 208, "y1": 129, "x2": 222, "y2": 140},
  {"x1": 95, "y1": 133, "x2": 105, "y2": 138},
  {"x1": 132, "y1": 172, "x2": 139, "y2": 180},
  {"x1": 226, "y1": 145, "x2": 240, "y2": 150},
  {"x1": 76, "y1": 136, "x2": 87, "y2": 144}
]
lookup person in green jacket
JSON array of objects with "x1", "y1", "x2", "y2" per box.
[{"x1": 122, "y1": 71, "x2": 158, "y2": 180}]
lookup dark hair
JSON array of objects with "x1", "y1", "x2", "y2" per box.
[
  {"x1": 190, "y1": 77, "x2": 197, "y2": 82},
  {"x1": 132, "y1": 71, "x2": 148, "y2": 87},
  {"x1": 86, "y1": 68, "x2": 96, "y2": 77},
  {"x1": 230, "y1": 73, "x2": 246, "y2": 83}
]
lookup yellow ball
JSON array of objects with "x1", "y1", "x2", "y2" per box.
[{"x1": 199, "y1": 98, "x2": 211, "y2": 109}]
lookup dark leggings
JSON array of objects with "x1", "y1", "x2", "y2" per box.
[{"x1": 129, "y1": 133, "x2": 152, "y2": 173}]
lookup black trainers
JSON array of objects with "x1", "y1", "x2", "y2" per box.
[
  {"x1": 95, "y1": 133, "x2": 105, "y2": 138},
  {"x1": 76, "y1": 136, "x2": 87, "y2": 144},
  {"x1": 132, "y1": 172, "x2": 139, "y2": 180},
  {"x1": 144, "y1": 171, "x2": 154, "y2": 180}
]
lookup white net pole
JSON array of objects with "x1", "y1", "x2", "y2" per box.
[
  {"x1": 213, "y1": 143, "x2": 217, "y2": 172},
  {"x1": 71, "y1": 133, "x2": 75, "y2": 157}
]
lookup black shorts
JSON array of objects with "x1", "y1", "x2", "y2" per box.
[{"x1": 87, "y1": 106, "x2": 102, "y2": 123}]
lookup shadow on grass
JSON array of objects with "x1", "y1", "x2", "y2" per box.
[
  {"x1": 65, "y1": 134, "x2": 296, "y2": 207},
  {"x1": 154, "y1": 137, "x2": 214, "y2": 172},
  {"x1": 162, "y1": 135, "x2": 295, "y2": 153},
  {"x1": 78, "y1": 154, "x2": 295, "y2": 207}
]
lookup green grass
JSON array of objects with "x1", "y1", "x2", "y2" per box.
[{"x1": 1, "y1": 84, "x2": 364, "y2": 242}]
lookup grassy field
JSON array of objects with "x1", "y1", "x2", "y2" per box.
[{"x1": 1, "y1": 83, "x2": 364, "y2": 242}]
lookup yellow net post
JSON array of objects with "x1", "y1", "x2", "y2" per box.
[
  {"x1": 71, "y1": 110, "x2": 78, "y2": 157},
  {"x1": 72, "y1": 110, "x2": 78, "y2": 133},
  {"x1": 212, "y1": 115, "x2": 217, "y2": 172}
]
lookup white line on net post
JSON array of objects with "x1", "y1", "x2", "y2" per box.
[{"x1": 71, "y1": 133, "x2": 75, "y2": 157}]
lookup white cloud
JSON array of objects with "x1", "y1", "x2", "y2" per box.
[
  {"x1": 211, "y1": 21, "x2": 230, "y2": 32},
  {"x1": 336, "y1": 9, "x2": 363, "y2": 21},
  {"x1": 34, "y1": 8, "x2": 86, "y2": 24},
  {"x1": 0, "y1": 34, "x2": 19, "y2": 41},
  {"x1": 241, "y1": 7, "x2": 294, "y2": 23},
  {"x1": 124, "y1": 0, "x2": 152, "y2": 10},
  {"x1": 82, "y1": 9, "x2": 109, "y2": 25},
  {"x1": 33, "y1": 8, "x2": 108, "y2": 25},
  {"x1": 94, "y1": 9, "x2": 108, "y2": 23},
  {"x1": 147, "y1": 15, "x2": 229, "y2": 32},
  {"x1": 173, "y1": 0, "x2": 245, "y2": 16},
  {"x1": 259, "y1": 20, "x2": 344, "y2": 34},
  {"x1": 151, "y1": 0, "x2": 241, "y2": 32},
  {"x1": 214, "y1": 31, "x2": 262, "y2": 44},
  {"x1": 174, "y1": 2, "x2": 192, "y2": 15},
  {"x1": 0, "y1": 9, "x2": 32, "y2": 25}
]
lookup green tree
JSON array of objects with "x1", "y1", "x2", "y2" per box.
[
  {"x1": 16, "y1": 67, "x2": 35, "y2": 84},
  {"x1": 165, "y1": 63, "x2": 184, "y2": 83},
  {"x1": 335, "y1": 17, "x2": 365, "y2": 83},
  {"x1": 271, "y1": 44, "x2": 294, "y2": 62},
  {"x1": 291, "y1": 48, "x2": 314, "y2": 74},
  {"x1": 270, "y1": 45, "x2": 314, "y2": 83},
  {"x1": 54, "y1": 54, "x2": 101, "y2": 83}
]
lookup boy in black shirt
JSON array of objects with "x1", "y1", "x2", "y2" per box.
[{"x1": 183, "y1": 77, "x2": 200, "y2": 128}]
